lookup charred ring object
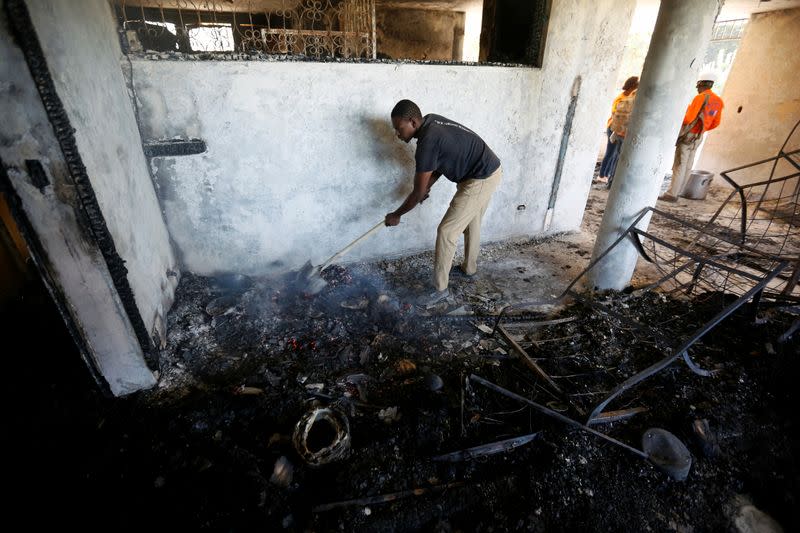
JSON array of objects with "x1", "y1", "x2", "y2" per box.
[{"x1": 292, "y1": 407, "x2": 351, "y2": 467}]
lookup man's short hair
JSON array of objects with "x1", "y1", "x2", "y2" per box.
[{"x1": 391, "y1": 99, "x2": 422, "y2": 120}]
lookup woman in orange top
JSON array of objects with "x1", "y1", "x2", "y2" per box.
[{"x1": 598, "y1": 76, "x2": 639, "y2": 185}]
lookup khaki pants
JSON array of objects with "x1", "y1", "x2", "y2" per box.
[
  {"x1": 434, "y1": 167, "x2": 502, "y2": 291},
  {"x1": 667, "y1": 133, "x2": 700, "y2": 197}
]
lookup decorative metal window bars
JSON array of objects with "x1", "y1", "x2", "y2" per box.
[
  {"x1": 711, "y1": 19, "x2": 747, "y2": 42},
  {"x1": 116, "y1": 0, "x2": 376, "y2": 59}
]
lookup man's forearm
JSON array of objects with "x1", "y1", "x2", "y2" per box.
[
  {"x1": 392, "y1": 189, "x2": 425, "y2": 216},
  {"x1": 391, "y1": 171, "x2": 436, "y2": 217}
]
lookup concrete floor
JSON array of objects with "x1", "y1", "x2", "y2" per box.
[
  {"x1": 373, "y1": 181, "x2": 749, "y2": 311},
  {"x1": 153, "y1": 177, "x2": 798, "y2": 393}
]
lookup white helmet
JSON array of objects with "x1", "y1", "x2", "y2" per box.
[{"x1": 697, "y1": 71, "x2": 717, "y2": 83}]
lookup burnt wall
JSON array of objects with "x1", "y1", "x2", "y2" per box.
[
  {"x1": 128, "y1": 0, "x2": 637, "y2": 276},
  {"x1": 22, "y1": 0, "x2": 179, "y2": 345},
  {"x1": 0, "y1": 1, "x2": 158, "y2": 395}
]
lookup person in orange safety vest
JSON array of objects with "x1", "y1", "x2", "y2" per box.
[
  {"x1": 597, "y1": 76, "x2": 639, "y2": 187},
  {"x1": 659, "y1": 72, "x2": 724, "y2": 201}
]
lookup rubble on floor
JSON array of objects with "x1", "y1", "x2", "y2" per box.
[
  {"x1": 109, "y1": 244, "x2": 798, "y2": 531},
  {"x1": 11, "y1": 183, "x2": 797, "y2": 530}
]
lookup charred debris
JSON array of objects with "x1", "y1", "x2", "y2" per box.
[{"x1": 122, "y1": 234, "x2": 798, "y2": 530}]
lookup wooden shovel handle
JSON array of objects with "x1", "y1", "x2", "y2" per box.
[{"x1": 319, "y1": 220, "x2": 384, "y2": 272}]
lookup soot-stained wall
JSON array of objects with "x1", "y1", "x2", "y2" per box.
[
  {"x1": 24, "y1": 0, "x2": 179, "y2": 339},
  {"x1": 130, "y1": 0, "x2": 636, "y2": 276},
  {"x1": 0, "y1": 0, "x2": 160, "y2": 395}
]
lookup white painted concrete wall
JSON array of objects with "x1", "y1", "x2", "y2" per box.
[
  {"x1": 697, "y1": 8, "x2": 800, "y2": 193},
  {"x1": 26, "y1": 0, "x2": 178, "y2": 338},
  {"x1": 130, "y1": 0, "x2": 636, "y2": 276},
  {"x1": 0, "y1": 3, "x2": 155, "y2": 395}
]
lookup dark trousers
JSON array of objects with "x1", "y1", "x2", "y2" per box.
[{"x1": 599, "y1": 128, "x2": 623, "y2": 182}]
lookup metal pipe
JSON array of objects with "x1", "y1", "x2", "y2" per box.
[
  {"x1": 469, "y1": 375, "x2": 648, "y2": 459},
  {"x1": 586, "y1": 261, "x2": 789, "y2": 422}
]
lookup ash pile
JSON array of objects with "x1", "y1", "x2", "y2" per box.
[{"x1": 135, "y1": 260, "x2": 799, "y2": 531}]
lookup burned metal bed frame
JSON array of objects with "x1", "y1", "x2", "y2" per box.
[
  {"x1": 708, "y1": 119, "x2": 800, "y2": 249},
  {"x1": 578, "y1": 208, "x2": 787, "y2": 425},
  {"x1": 493, "y1": 120, "x2": 800, "y2": 426}
]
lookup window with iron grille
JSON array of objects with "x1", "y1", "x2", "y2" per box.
[
  {"x1": 115, "y1": 0, "x2": 550, "y2": 67},
  {"x1": 711, "y1": 19, "x2": 747, "y2": 42},
  {"x1": 117, "y1": 0, "x2": 376, "y2": 58}
]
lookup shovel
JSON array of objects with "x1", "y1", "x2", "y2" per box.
[{"x1": 296, "y1": 220, "x2": 385, "y2": 295}]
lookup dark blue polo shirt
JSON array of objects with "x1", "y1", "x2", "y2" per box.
[{"x1": 414, "y1": 114, "x2": 501, "y2": 183}]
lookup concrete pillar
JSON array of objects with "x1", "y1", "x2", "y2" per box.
[{"x1": 588, "y1": 0, "x2": 721, "y2": 290}]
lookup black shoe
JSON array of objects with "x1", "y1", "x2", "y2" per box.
[
  {"x1": 451, "y1": 265, "x2": 476, "y2": 279},
  {"x1": 418, "y1": 289, "x2": 450, "y2": 308}
]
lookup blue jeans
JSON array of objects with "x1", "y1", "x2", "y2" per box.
[{"x1": 599, "y1": 128, "x2": 622, "y2": 181}]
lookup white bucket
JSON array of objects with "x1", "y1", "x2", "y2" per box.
[{"x1": 680, "y1": 170, "x2": 714, "y2": 200}]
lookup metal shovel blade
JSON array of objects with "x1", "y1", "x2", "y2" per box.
[
  {"x1": 295, "y1": 260, "x2": 328, "y2": 295},
  {"x1": 295, "y1": 220, "x2": 384, "y2": 295},
  {"x1": 304, "y1": 273, "x2": 328, "y2": 295},
  {"x1": 295, "y1": 260, "x2": 316, "y2": 281},
  {"x1": 642, "y1": 427, "x2": 692, "y2": 481}
]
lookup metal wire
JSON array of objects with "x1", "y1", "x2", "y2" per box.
[
  {"x1": 711, "y1": 19, "x2": 747, "y2": 42},
  {"x1": 116, "y1": 0, "x2": 375, "y2": 59}
]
